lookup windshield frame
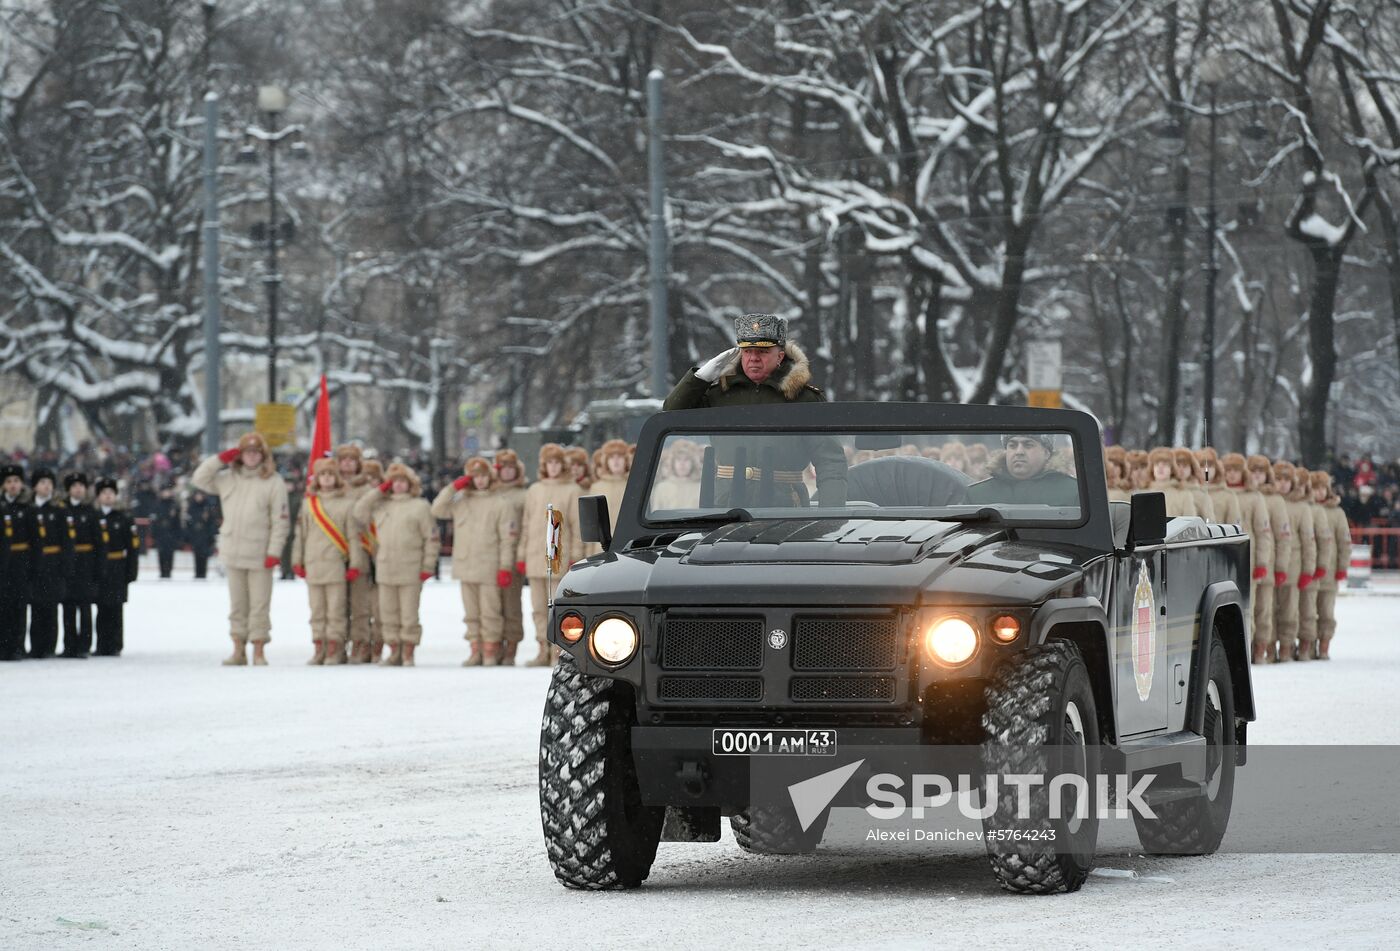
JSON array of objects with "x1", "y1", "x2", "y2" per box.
[{"x1": 609, "y1": 402, "x2": 1114, "y2": 555}]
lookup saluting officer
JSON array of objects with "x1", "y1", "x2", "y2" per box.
[
  {"x1": 0, "y1": 463, "x2": 34, "y2": 661},
  {"x1": 92, "y1": 478, "x2": 140, "y2": 656},
  {"x1": 26, "y1": 467, "x2": 73, "y2": 658},
  {"x1": 62, "y1": 473, "x2": 101, "y2": 657}
]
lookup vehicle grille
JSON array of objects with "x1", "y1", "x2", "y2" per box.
[
  {"x1": 792, "y1": 616, "x2": 900, "y2": 671},
  {"x1": 661, "y1": 616, "x2": 763, "y2": 670},
  {"x1": 790, "y1": 676, "x2": 896, "y2": 703},
  {"x1": 658, "y1": 676, "x2": 763, "y2": 702}
]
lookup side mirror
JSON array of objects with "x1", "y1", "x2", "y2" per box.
[
  {"x1": 579, "y1": 495, "x2": 612, "y2": 549},
  {"x1": 1128, "y1": 492, "x2": 1167, "y2": 548}
]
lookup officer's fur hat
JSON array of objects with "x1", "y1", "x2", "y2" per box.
[
  {"x1": 94, "y1": 477, "x2": 119, "y2": 496},
  {"x1": 594, "y1": 439, "x2": 631, "y2": 479},
  {"x1": 1147, "y1": 446, "x2": 1177, "y2": 472},
  {"x1": 1310, "y1": 469, "x2": 1334, "y2": 491},
  {"x1": 463, "y1": 456, "x2": 494, "y2": 483},
  {"x1": 309, "y1": 457, "x2": 343, "y2": 493},
  {"x1": 492, "y1": 449, "x2": 525, "y2": 486},
  {"x1": 63, "y1": 472, "x2": 89, "y2": 491},
  {"x1": 734, "y1": 313, "x2": 786, "y2": 348},
  {"x1": 383, "y1": 461, "x2": 422, "y2": 496},
  {"x1": 0, "y1": 463, "x2": 24, "y2": 484},
  {"x1": 537, "y1": 443, "x2": 567, "y2": 479},
  {"x1": 1246, "y1": 454, "x2": 1273, "y2": 473},
  {"x1": 1271, "y1": 459, "x2": 1296, "y2": 485},
  {"x1": 361, "y1": 458, "x2": 383, "y2": 482},
  {"x1": 235, "y1": 431, "x2": 277, "y2": 479},
  {"x1": 1220, "y1": 452, "x2": 1247, "y2": 471},
  {"x1": 30, "y1": 467, "x2": 56, "y2": 488}
]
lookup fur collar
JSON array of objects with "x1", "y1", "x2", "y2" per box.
[{"x1": 716, "y1": 342, "x2": 813, "y2": 400}]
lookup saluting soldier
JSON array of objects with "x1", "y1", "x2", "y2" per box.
[
  {"x1": 61, "y1": 473, "x2": 101, "y2": 657},
  {"x1": 0, "y1": 464, "x2": 34, "y2": 661},
  {"x1": 517, "y1": 444, "x2": 584, "y2": 666},
  {"x1": 663, "y1": 314, "x2": 847, "y2": 507},
  {"x1": 432, "y1": 457, "x2": 513, "y2": 666},
  {"x1": 492, "y1": 450, "x2": 528, "y2": 665},
  {"x1": 584, "y1": 440, "x2": 631, "y2": 557},
  {"x1": 92, "y1": 478, "x2": 141, "y2": 656},
  {"x1": 26, "y1": 467, "x2": 72, "y2": 658},
  {"x1": 352, "y1": 462, "x2": 439, "y2": 667}
]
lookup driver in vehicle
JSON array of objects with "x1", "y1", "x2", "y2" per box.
[{"x1": 966, "y1": 434, "x2": 1079, "y2": 506}]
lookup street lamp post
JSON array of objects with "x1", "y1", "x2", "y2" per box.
[
  {"x1": 240, "y1": 85, "x2": 303, "y2": 405},
  {"x1": 1199, "y1": 54, "x2": 1229, "y2": 448}
]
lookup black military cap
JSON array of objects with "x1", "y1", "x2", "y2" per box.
[
  {"x1": 63, "y1": 472, "x2": 89, "y2": 490},
  {"x1": 0, "y1": 463, "x2": 24, "y2": 483},
  {"x1": 735, "y1": 313, "x2": 787, "y2": 349},
  {"x1": 31, "y1": 467, "x2": 56, "y2": 486},
  {"x1": 94, "y1": 477, "x2": 119, "y2": 495}
]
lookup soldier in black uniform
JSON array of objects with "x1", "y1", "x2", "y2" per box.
[
  {"x1": 93, "y1": 478, "x2": 140, "y2": 656},
  {"x1": 152, "y1": 483, "x2": 184, "y2": 578},
  {"x1": 0, "y1": 463, "x2": 34, "y2": 661},
  {"x1": 186, "y1": 487, "x2": 219, "y2": 579},
  {"x1": 26, "y1": 467, "x2": 72, "y2": 658},
  {"x1": 62, "y1": 473, "x2": 100, "y2": 657}
]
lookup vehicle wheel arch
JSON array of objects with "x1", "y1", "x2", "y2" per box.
[
  {"x1": 1192, "y1": 583, "x2": 1255, "y2": 731},
  {"x1": 1029, "y1": 599, "x2": 1116, "y2": 746}
]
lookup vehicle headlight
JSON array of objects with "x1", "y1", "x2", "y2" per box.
[
  {"x1": 590, "y1": 616, "x2": 639, "y2": 665},
  {"x1": 924, "y1": 616, "x2": 978, "y2": 666}
]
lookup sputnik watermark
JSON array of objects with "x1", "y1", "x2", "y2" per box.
[{"x1": 786, "y1": 758, "x2": 1158, "y2": 832}]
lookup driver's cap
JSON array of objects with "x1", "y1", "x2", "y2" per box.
[{"x1": 1002, "y1": 433, "x2": 1054, "y2": 453}]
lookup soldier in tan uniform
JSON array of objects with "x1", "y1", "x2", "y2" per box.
[
  {"x1": 1102, "y1": 446, "x2": 1131, "y2": 503},
  {"x1": 355, "y1": 458, "x2": 384, "y2": 662},
  {"x1": 1289, "y1": 467, "x2": 1321, "y2": 661},
  {"x1": 1298, "y1": 469, "x2": 1334, "y2": 662},
  {"x1": 1126, "y1": 449, "x2": 1152, "y2": 491},
  {"x1": 1142, "y1": 447, "x2": 1198, "y2": 516},
  {"x1": 1222, "y1": 453, "x2": 1274, "y2": 663},
  {"x1": 432, "y1": 457, "x2": 514, "y2": 666},
  {"x1": 652, "y1": 439, "x2": 703, "y2": 510},
  {"x1": 566, "y1": 446, "x2": 593, "y2": 493},
  {"x1": 584, "y1": 439, "x2": 630, "y2": 557},
  {"x1": 518, "y1": 444, "x2": 584, "y2": 666},
  {"x1": 292, "y1": 458, "x2": 360, "y2": 666},
  {"x1": 1314, "y1": 471, "x2": 1349, "y2": 660},
  {"x1": 336, "y1": 445, "x2": 376, "y2": 662},
  {"x1": 1195, "y1": 448, "x2": 1242, "y2": 526},
  {"x1": 1247, "y1": 455, "x2": 1292, "y2": 661},
  {"x1": 1173, "y1": 448, "x2": 1216, "y2": 521},
  {"x1": 493, "y1": 450, "x2": 527, "y2": 665},
  {"x1": 1271, "y1": 461, "x2": 1315, "y2": 662},
  {"x1": 353, "y1": 462, "x2": 439, "y2": 667},
  {"x1": 191, "y1": 432, "x2": 290, "y2": 666}
]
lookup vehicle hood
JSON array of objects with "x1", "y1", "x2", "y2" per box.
[{"x1": 558, "y1": 518, "x2": 1096, "y2": 607}]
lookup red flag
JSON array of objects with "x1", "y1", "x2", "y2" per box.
[{"x1": 308, "y1": 374, "x2": 332, "y2": 486}]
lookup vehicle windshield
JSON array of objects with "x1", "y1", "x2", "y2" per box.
[{"x1": 644, "y1": 429, "x2": 1083, "y2": 523}]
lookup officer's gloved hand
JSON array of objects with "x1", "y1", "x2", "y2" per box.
[{"x1": 695, "y1": 347, "x2": 739, "y2": 383}]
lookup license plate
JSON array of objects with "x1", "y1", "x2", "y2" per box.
[{"x1": 712, "y1": 729, "x2": 836, "y2": 756}]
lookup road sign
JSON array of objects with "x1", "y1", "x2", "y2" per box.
[
  {"x1": 254, "y1": 402, "x2": 296, "y2": 448},
  {"x1": 1026, "y1": 340, "x2": 1063, "y2": 408}
]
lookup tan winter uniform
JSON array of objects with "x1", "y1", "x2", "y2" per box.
[
  {"x1": 1222, "y1": 454, "x2": 1273, "y2": 658},
  {"x1": 584, "y1": 439, "x2": 631, "y2": 558},
  {"x1": 335, "y1": 446, "x2": 378, "y2": 652},
  {"x1": 1305, "y1": 476, "x2": 1336, "y2": 660},
  {"x1": 1270, "y1": 462, "x2": 1314, "y2": 659},
  {"x1": 652, "y1": 439, "x2": 703, "y2": 511},
  {"x1": 1290, "y1": 470, "x2": 1320, "y2": 656},
  {"x1": 1173, "y1": 449, "x2": 1216, "y2": 522},
  {"x1": 1143, "y1": 480, "x2": 1198, "y2": 517},
  {"x1": 519, "y1": 445, "x2": 584, "y2": 657},
  {"x1": 292, "y1": 475, "x2": 357, "y2": 653},
  {"x1": 431, "y1": 461, "x2": 514, "y2": 650},
  {"x1": 191, "y1": 435, "x2": 290, "y2": 646},
  {"x1": 1195, "y1": 449, "x2": 1242, "y2": 526},
  {"x1": 353, "y1": 466, "x2": 439, "y2": 651},
  {"x1": 493, "y1": 450, "x2": 528, "y2": 653},
  {"x1": 1319, "y1": 486, "x2": 1350, "y2": 653}
]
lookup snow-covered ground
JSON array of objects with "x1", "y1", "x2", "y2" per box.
[{"x1": 3, "y1": 563, "x2": 1398, "y2": 950}]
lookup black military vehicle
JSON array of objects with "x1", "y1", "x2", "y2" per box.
[{"x1": 538, "y1": 403, "x2": 1254, "y2": 894}]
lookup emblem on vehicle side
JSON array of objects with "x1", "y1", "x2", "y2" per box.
[
  {"x1": 1132, "y1": 562, "x2": 1156, "y2": 702},
  {"x1": 768, "y1": 629, "x2": 788, "y2": 649}
]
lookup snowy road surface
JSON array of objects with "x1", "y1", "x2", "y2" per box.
[{"x1": 3, "y1": 573, "x2": 1398, "y2": 950}]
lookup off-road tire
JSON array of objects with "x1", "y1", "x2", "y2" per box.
[
  {"x1": 1133, "y1": 637, "x2": 1236, "y2": 855},
  {"x1": 730, "y1": 806, "x2": 829, "y2": 855},
  {"x1": 539, "y1": 658, "x2": 664, "y2": 889},
  {"x1": 982, "y1": 641, "x2": 1101, "y2": 895}
]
